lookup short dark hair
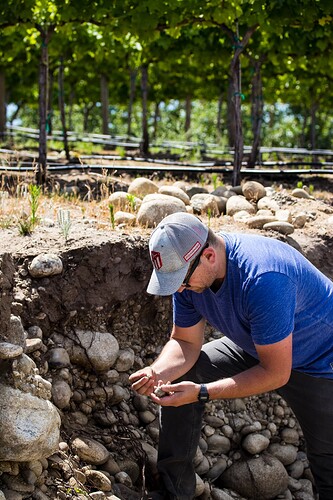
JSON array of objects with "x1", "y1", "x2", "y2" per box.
[{"x1": 206, "y1": 227, "x2": 221, "y2": 247}]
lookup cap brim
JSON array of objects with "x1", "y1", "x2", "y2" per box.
[{"x1": 147, "y1": 264, "x2": 190, "y2": 296}]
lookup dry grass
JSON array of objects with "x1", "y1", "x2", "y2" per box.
[{"x1": 0, "y1": 167, "x2": 116, "y2": 232}]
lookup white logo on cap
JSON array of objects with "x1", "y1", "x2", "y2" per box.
[
  {"x1": 151, "y1": 251, "x2": 162, "y2": 270},
  {"x1": 183, "y1": 241, "x2": 201, "y2": 262}
]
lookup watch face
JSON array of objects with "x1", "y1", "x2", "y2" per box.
[{"x1": 199, "y1": 384, "x2": 209, "y2": 402}]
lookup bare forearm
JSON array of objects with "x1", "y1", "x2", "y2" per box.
[
  {"x1": 151, "y1": 336, "x2": 293, "y2": 407},
  {"x1": 152, "y1": 363, "x2": 291, "y2": 407},
  {"x1": 130, "y1": 321, "x2": 205, "y2": 397},
  {"x1": 207, "y1": 364, "x2": 290, "y2": 400},
  {"x1": 152, "y1": 338, "x2": 200, "y2": 382}
]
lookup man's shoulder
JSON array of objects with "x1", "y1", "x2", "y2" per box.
[{"x1": 220, "y1": 231, "x2": 294, "y2": 253}]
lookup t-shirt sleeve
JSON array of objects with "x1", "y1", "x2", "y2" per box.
[
  {"x1": 173, "y1": 291, "x2": 203, "y2": 327},
  {"x1": 245, "y1": 272, "x2": 296, "y2": 345}
]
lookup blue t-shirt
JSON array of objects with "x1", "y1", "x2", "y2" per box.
[{"x1": 174, "y1": 232, "x2": 333, "y2": 378}]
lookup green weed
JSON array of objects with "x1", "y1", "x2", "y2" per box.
[
  {"x1": 57, "y1": 209, "x2": 72, "y2": 243},
  {"x1": 109, "y1": 203, "x2": 115, "y2": 229},
  {"x1": 126, "y1": 193, "x2": 137, "y2": 212},
  {"x1": 29, "y1": 184, "x2": 41, "y2": 226},
  {"x1": 211, "y1": 173, "x2": 223, "y2": 191},
  {"x1": 18, "y1": 216, "x2": 33, "y2": 236},
  {"x1": 207, "y1": 207, "x2": 212, "y2": 227}
]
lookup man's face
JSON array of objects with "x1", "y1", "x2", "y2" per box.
[{"x1": 178, "y1": 249, "x2": 216, "y2": 294}]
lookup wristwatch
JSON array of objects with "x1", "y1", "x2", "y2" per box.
[{"x1": 197, "y1": 384, "x2": 210, "y2": 403}]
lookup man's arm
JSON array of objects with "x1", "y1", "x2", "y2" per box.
[
  {"x1": 209, "y1": 333, "x2": 292, "y2": 399},
  {"x1": 129, "y1": 319, "x2": 206, "y2": 396},
  {"x1": 151, "y1": 333, "x2": 293, "y2": 406}
]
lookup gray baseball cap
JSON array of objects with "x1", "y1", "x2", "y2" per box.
[{"x1": 147, "y1": 212, "x2": 209, "y2": 296}]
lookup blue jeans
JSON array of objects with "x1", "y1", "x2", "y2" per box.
[{"x1": 157, "y1": 337, "x2": 333, "y2": 500}]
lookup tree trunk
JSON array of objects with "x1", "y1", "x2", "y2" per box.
[
  {"x1": 231, "y1": 54, "x2": 243, "y2": 186},
  {"x1": 222, "y1": 23, "x2": 259, "y2": 186},
  {"x1": 227, "y1": 78, "x2": 236, "y2": 147},
  {"x1": 68, "y1": 88, "x2": 75, "y2": 132},
  {"x1": 152, "y1": 101, "x2": 160, "y2": 141},
  {"x1": 127, "y1": 68, "x2": 137, "y2": 137},
  {"x1": 36, "y1": 25, "x2": 54, "y2": 186},
  {"x1": 248, "y1": 58, "x2": 265, "y2": 169},
  {"x1": 185, "y1": 96, "x2": 191, "y2": 137},
  {"x1": 216, "y1": 93, "x2": 223, "y2": 141},
  {"x1": 310, "y1": 101, "x2": 317, "y2": 150},
  {"x1": 100, "y1": 74, "x2": 109, "y2": 135},
  {"x1": 47, "y1": 70, "x2": 54, "y2": 135},
  {"x1": 58, "y1": 57, "x2": 70, "y2": 161},
  {"x1": 300, "y1": 111, "x2": 308, "y2": 148},
  {"x1": 0, "y1": 71, "x2": 6, "y2": 140},
  {"x1": 140, "y1": 64, "x2": 149, "y2": 156},
  {"x1": 83, "y1": 103, "x2": 94, "y2": 133}
]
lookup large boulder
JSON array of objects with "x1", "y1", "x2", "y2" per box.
[
  {"x1": 71, "y1": 437, "x2": 110, "y2": 465},
  {"x1": 226, "y1": 196, "x2": 256, "y2": 216},
  {"x1": 267, "y1": 443, "x2": 298, "y2": 465},
  {"x1": 158, "y1": 185, "x2": 190, "y2": 205},
  {"x1": 242, "y1": 181, "x2": 266, "y2": 201},
  {"x1": 65, "y1": 330, "x2": 119, "y2": 372},
  {"x1": 257, "y1": 196, "x2": 280, "y2": 212},
  {"x1": 0, "y1": 384, "x2": 60, "y2": 461},
  {"x1": 291, "y1": 188, "x2": 313, "y2": 199},
  {"x1": 0, "y1": 341, "x2": 23, "y2": 360},
  {"x1": 219, "y1": 454, "x2": 288, "y2": 499},
  {"x1": 128, "y1": 177, "x2": 159, "y2": 197},
  {"x1": 263, "y1": 221, "x2": 295, "y2": 235},
  {"x1": 190, "y1": 194, "x2": 221, "y2": 216},
  {"x1": 108, "y1": 191, "x2": 141, "y2": 212},
  {"x1": 137, "y1": 196, "x2": 186, "y2": 227},
  {"x1": 28, "y1": 254, "x2": 63, "y2": 278}
]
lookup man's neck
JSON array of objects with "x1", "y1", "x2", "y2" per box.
[
  {"x1": 217, "y1": 234, "x2": 227, "y2": 278},
  {"x1": 210, "y1": 278, "x2": 224, "y2": 293}
]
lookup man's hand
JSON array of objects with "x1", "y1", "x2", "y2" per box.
[
  {"x1": 129, "y1": 367, "x2": 157, "y2": 396},
  {"x1": 150, "y1": 381, "x2": 201, "y2": 407}
]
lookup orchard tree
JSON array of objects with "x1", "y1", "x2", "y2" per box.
[
  {"x1": 113, "y1": 0, "x2": 261, "y2": 181},
  {"x1": 0, "y1": 2, "x2": 37, "y2": 138},
  {"x1": 0, "y1": 0, "x2": 120, "y2": 184},
  {"x1": 1, "y1": 0, "x2": 333, "y2": 183}
]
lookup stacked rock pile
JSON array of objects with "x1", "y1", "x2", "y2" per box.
[{"x1": 0, "y1": 302, "x2": 317, "y2": 499}]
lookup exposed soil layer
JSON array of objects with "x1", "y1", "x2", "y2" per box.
[
  {"x1": 0, "y1": 170, "x2": 333, "y2": 333},
  {"x1": 0, "y1": 168, "x2": 333, "y2": 499}
]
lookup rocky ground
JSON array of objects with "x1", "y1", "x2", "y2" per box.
[
  {"x1": 0, "y1": 166, "x2": 333, "y2": 500},
  {"x1": 0, "y1": 170, "x2": 332, "y2": 265}
]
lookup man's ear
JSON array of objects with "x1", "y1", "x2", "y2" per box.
[{"x1": 203, "y1": 246, "x2": 215, "y2": 262}]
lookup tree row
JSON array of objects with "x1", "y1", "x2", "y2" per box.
[{"x1": 1, "y1": 0, "x2": 332, "y2": 184}]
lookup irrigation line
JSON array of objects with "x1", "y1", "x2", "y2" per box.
[
  {"x1": 1, "y1": 162, "x2": 333, "y2": 176},
  {"x1": 1, "y1": 155, "x2": 333, "y2": 170},
  {"x1": 4, "y1": 126, "x2": 333, "y2": 157}
]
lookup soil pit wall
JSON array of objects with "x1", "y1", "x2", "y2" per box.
[{"x1": 0, "y1": 232, "x2": 332, "y2": 499}]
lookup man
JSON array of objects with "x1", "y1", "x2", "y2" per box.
[{"x1": 129, "y1": 212, "x2": 333, "y2": 500}]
